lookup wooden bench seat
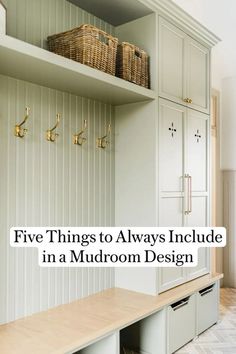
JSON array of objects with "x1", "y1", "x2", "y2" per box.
[{"x1": 0, "y1": 273, "x2": 223, "y2": 354}]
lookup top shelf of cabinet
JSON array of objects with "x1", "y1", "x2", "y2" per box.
[
  {"x1": 0, "y1": 35, "x2": 156, "y2": 105},
  {"x1": 67, "y1": 0, "x2": 153, "y2": 26}
]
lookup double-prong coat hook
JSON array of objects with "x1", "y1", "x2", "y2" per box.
[
  {"x1": 46, "y1": 113, "x2": 61, "y2": 142},
  {"x1": 73, "y1": 119, "x2": 87, "y2": 146},
  {"x1": 97, "y1": 123, "x2": 111, "y2": 149},
  {"x1": 15, "y1": 106, "x2": 30, "y2": 138}
]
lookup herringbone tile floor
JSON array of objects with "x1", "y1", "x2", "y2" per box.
[{"x1": 176, "y1": 288, "x2": 236, "y2": 354}]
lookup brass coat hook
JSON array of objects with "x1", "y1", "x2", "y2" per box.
[
  {"x1": 15, "y1": 107, "x2": 30, "y2": 138},
  {"x1": 46, "y1": 113, "x2": 61, "y2": 142},
  {"x1": 73, "y1": 119, "x2": 87, "y2": 145},
  {"x1": 97, "y1": 123, "x2": 111, "y2": 149}
]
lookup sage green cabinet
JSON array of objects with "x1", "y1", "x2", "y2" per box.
[
  {"x1": 159, "y1": 17, "x2": 210, "y2": 114},
  {"x1": 158, "y1": 99, "x2": 210, "y2": 292},
  {"x1": 115, "y1": 6, "x2": 215, "y2": 297}
]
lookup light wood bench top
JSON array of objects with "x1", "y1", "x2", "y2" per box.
[{"x1": 0, "y1": 273, "x2": 223, "y2": 354}]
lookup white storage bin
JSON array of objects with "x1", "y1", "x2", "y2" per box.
[
  {"x1": 168, "y1": 294, "x2": 196, "y2": 353},
  {"x1": 197, "y1": 282, "x2": 219, "y2": 335}
]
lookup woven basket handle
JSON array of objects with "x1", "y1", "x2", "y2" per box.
[
  {"x1": 82, "y1": 24, "x2": 118, "y2": 45},
  {"x1": 134, "y1": 49, "x2": 142, "y2": 58},
  {"x1": 122, "y1": 42, "x2": 144, "y2": 59}
]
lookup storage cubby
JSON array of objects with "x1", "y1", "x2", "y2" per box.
[
  {"x1": 67, "y1": 0, "x2": 153, "y2": 26},
  {"x1": 67, "y1": 0, "x2": 158, "y2": 91},
  {"x1": 0, "y1": 0, "x2": 157, "y2": 106},
  {"x1": 115, "y1": 13, "x2": 157, "y2": 91},
  {"x1": 75, "y1": 333, "x2": 119, "y2": 354},
  {"x1": 0, "y1": 36, "x2": 155, "y2": 105},
  {"x1": 120, "y1": 310, "x2": 166, "y2": 354}
]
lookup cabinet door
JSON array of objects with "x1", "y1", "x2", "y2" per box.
[
  {"x1": 187, "y1": 38, "x2": 210, "y2": 114},
  {"x1": 186, "y1": 196, "x2": 210, "y2": 280},
  {"x1": 186, "y1": 109, "x2": 209, "y2": 192},
  {"x1": 159, "y1": 99, "x2": 185, "y2": 193},
  {"x1": 159, "y1": 17, "x2": 186, "y2": 105},
  {"x1": 158, "y1": 197, "x2": 186, "y2": 292}
]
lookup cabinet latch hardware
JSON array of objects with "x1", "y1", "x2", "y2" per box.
[
  {"x1": 169, "y1": 122, "x2": 177, "y2": 137},
  {"x1": 183, "y1": 98, "x2": 193, "y2": 104},
  {"x1": 195, "y1": 130, "x2": 202, "y2": 143}
]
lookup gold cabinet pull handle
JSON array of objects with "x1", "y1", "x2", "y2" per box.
[
  {"x1": 189, "y1": 175, "x2": 192, "y2": 214},
  {"x1": 184, "y1": 174, "x2": 189, "y2": 215}
]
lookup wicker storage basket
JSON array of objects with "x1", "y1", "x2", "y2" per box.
[
  {"x1": 116, "y1": 42, "x2": 150, "y2": 88},
  {"x1": 47, "y1": 24, "x2": 118, "y2": 76}
]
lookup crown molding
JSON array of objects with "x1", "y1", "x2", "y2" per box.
[{"x1": 139, "y1": 0, "x2": 221, "y2": 47}]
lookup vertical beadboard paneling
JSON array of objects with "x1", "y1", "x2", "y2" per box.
[
  {"x1": 2, "y1": 0, "x2": 115, "y2": 49},
  {"x1": 0, "y1": 0, "x2": 115, "y2": 324},
  {"x1": 0, "y1": 73, "x2": 115, "y2": 324}
]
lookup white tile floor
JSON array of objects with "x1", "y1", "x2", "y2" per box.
[{"x1": 176, "y1": 288, "x2": 236, "y2": 354}]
